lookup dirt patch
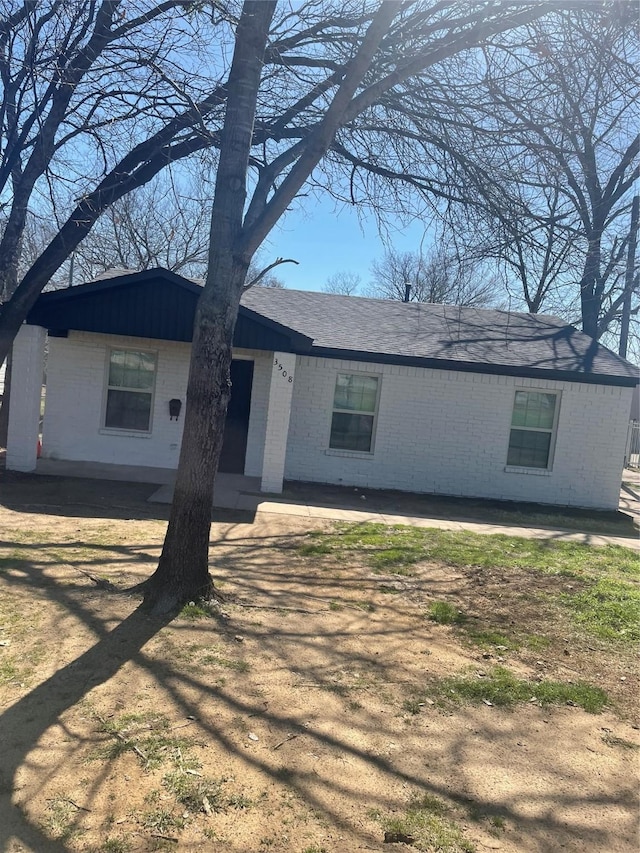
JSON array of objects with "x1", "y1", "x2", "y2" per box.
[{"x1": 0, "y1": 477, "x2": 638, "y2": 853}]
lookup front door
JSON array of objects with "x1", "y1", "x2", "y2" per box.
[{"x1": 218, "y1": 359, "x2": 254, "y2": 474}]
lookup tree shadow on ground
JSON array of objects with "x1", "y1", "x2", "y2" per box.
[{"x1": 0, "y1": 495, "x2": 636, "y2": 851}]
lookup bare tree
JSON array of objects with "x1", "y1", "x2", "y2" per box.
[
  {"x1": 134, "y1": 0, "x2": 559, "y2": 613},
  {"x1": 256, "y1": 274, "x2": 285, "y2": 288},
  {"x1": 323, "y1": 270, "x2": 362, "y2": 296},
  {"x1": 72, "y1": 175, "x2": 212, "y2": 280},
  {"x1": 368, "y1": 246, "x2": 497, "y2": 306},
  {"x1": 0, "y1": 0, "x2": 230, "y2": 358},
  {"x1": 22, "y1": 176, "x2": 287, "y2": 288},
  {"x1": 413, "y1": 7, "x2": 640, "y2": 339}
]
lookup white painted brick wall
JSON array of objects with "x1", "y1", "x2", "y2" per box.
[
  {"x1": 261, "y1": 351, "x2": 296, "y2": 492},
  {"x1": 6, "y1": 324, "x2": 46, "y2": 471},
  {"x1": 40, "y1": 331, "x2": 631, "y2": 509},
  {"x1": 285, "y1": 356, "x2": 632, "y2": 510},
  {"x1": 42, "y1": 331, "x2": 269, "y2": 474}
]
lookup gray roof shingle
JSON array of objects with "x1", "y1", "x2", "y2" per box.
[{"x1": 241, "y1": 287, "x2": 638, "y2": 383}]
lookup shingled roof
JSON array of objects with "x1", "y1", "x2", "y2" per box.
[
  {"x1": 241, "y1": 286, "x2": 638, "y2": 386},
  {"x1": 27, "y1": 268, "x2": 638, "y2": 387}
]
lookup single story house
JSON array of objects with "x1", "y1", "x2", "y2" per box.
[{"x1": 6, "y1": 268, "x2": 638, "y2": 510}]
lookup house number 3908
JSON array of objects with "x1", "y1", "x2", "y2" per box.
[{"x1": 274, "y1": 357, "x2": 293, "y2": 382}]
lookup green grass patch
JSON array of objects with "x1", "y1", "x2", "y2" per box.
[
  {"x1": 299, "y1": 523, "x2": 638, "y2": 577},
  {"x1": 0, "y1": 657, "x2": 20, "y2": 684},
  {"x1": 93, "y1": 712, "x2": 195, "y2": 770},
  {"x1": 0, "y1": 640, "x2": 44, "y2": 686},
  {"x1": 522, "y1": 633, "x2": 552, "y2": 651},
  {"x1": 429, "y1": 601, "x2": 465, "y2": 625},
  {"x1": 370, "y1": 793, "x2": 474, "y2": 852},
  {"x1": 461, "y1": 625, "x2": 549, "y2": 653},
  {"x1": 299, "y1": 542, "x2": 332, "y2": 556},
  {"x1": 98, "y1": 839, "x2": 132, "y2": 853},
  {"x1": 371, "y1": 549, "x2": 419, "y2": 572},
  {"x1": 179, "y1": 602, "x2": 213, "y2": 620},
  {"x1": 403, "y1": 697, "x2": 424, "y2": 715},
  {"x1": 200, "y1": 654, "x2": 250, "y2": 672},
  {"x1": 435, "y1": 666, "x2": 607, "y2": 713},
  {"x1": 563, "y1": 578, "x2": 640, "y2": 642},
  {"x1": 463, "y1": 628, "x2": 519, "y2": 650},
  {"x1": 141, "y1": 808, "x2": 184, "y2": 834},
  {"x1": 43, "y1": 796, "x2": 84, "y2": 842},
  {"x1": 162, "y1": 770, "x2": 225, "y2": 813}
]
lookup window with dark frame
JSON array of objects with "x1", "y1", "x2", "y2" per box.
[
  {"x1": 329, "y1": 373, "x2": 379, "y2": 452},
  {"x1": 507, "y1": 390, "x2": 558, "y2": 469},
  {"x1": 104, "y1": 349, "x2": 156, "y2": 432}
]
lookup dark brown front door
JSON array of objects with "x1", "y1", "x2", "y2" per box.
[{"x1": 218, "y1": 359, "x2": 254, "y2": 474}]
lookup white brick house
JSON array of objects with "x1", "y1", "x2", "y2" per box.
[{"x1": 7, "y1": 269, "x2": 637, "y2": 510}]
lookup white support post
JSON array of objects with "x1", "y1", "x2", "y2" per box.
[
  {"x1": 260, "y1": 351, "x2": 296, "y2": 493},
  {"x1": 6, "y1": 324, "x2": 46, "y2": 472}
]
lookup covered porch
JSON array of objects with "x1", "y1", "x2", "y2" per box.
[{"x1": 6, "y1": 269, "x2": 306, "y2": 494}]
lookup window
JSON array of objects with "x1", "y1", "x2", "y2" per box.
[
  {"x1": 104, "y1": 349, "x2": 156, "y2": 431},
  {"x1": 329, "y1": 373, "x2": 379, "y2": 452},
  {"x1": 507, "y1": 390, "x2": 559, "y2": 469}
]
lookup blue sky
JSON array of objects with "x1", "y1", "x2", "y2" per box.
[{"x1": 263, "y1": 194, "x2": 433, "y2": 292}]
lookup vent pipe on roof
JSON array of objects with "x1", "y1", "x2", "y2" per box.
[{"x1": 403, "y1": 283, "x2": 411, "y2": 302}]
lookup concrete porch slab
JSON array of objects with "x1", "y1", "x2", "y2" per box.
[
  {"x1": 148, "y1": 473, "x2": 262, "y2": 510},
  {"x1": 36, "y1": 458, "x2": 176, "y2": 484},
  {"x1": 35, "y1": 459, "x2": 263, "y2": 511}
]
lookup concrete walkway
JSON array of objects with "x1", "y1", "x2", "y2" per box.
[
  {"x1": 162, "y1": 470, "x2": 639, "y2": 551},
  {"x1": 243, "y1": 496, "x2": 640, "y2": 551}
]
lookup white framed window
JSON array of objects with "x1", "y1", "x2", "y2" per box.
[
  {"x1": 507, "y1": 389, "x2": 560, "y2": 469},
  {"x1": 329, "y1": 372, "x2": 380, "y2": 452},
  {"x1": 104, "y1": 349, "x2": 156, "y2": 432}
]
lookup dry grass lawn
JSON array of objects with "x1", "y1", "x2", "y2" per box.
[{"x1": 0, "y1": 474, "x2": 638, "y2": 853}]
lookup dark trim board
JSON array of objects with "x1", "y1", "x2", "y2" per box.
[{"x1": 301, "y1": 347, "x2": 640, "y2": 388}]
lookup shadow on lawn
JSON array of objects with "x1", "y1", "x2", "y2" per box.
[{"x1": 0, "y1": 518, "x2": 635, "y2": 850}]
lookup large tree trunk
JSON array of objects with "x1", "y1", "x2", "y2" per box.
[
  {"x1": 0, "y1": 237, "x2": 21, "y2": 447},
  {"x1": 580, "y1": 233, "x2": 603, "y2": 339},
  {"x1": 137, "y1": 256, "x2": 248, "y2": 613},
  {"x1": 140, "y1": 0, "x2": 276, "y2": 614}
]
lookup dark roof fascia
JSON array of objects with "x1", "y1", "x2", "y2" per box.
[
  {"x1": 34, "y1": 268, "x2": 202, "y2": 304},
  {"x1": 238, "y1": 304, "x2": 313, "y2": 351},
  {"x1": 302, "y1": 346, "x2": 639, "y2": 388}
]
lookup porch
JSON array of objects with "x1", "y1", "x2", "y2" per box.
[{"x1": 7, "y1": 323, "x2": 298, "y2": 495}]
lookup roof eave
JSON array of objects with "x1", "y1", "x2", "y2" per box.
[
  {"x1": 303, "y1": 346, "x2": 638, "y2": 387},
  {"x1": 238, "y1": 304, "x2": 313, "y2": 351}
]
